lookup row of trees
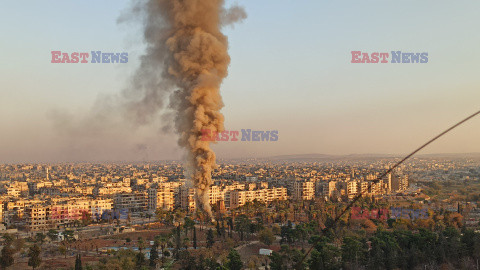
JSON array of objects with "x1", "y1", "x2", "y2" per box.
[
  {"x1": 178, "y1": 249, "x2": 243, "y2": 270},
  {"x1": 0, "y1": 234, "x2": 42, "y2": 270},
  {"x1": 268, "y1": 227, "x2": 480, "y2": 270}
]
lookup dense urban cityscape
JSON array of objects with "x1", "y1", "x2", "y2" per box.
[
  {"x1": 3, "y1": 0, "x2": 480, "y2": 269},
  {"x1": 0, "y1": 156, "x2": 478, "y2": 269}
]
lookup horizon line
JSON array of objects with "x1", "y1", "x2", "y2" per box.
[{"x1": 1, "y1": 151, "x2": 480, "y2": 165}]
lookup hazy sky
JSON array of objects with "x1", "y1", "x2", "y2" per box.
[{"x1": 1, "y1": 0, "x2": 480, "y2": 163}]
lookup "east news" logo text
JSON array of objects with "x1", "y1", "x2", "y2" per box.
[
  {"x1": 51, "y1": 51, "x2": 128, "y2": 63},
  {"x1": 351, "y1": 51, "x2": 428, "y2": 63}
]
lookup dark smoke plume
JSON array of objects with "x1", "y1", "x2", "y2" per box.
[{"x1": 122, "y1": 0, "x2": 246, "y2": 218}]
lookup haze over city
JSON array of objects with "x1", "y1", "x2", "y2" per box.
[{"x1": 1, "y1": 0, "x2": 479, "y2": 163}]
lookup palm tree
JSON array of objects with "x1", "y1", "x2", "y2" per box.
[
  {"x1": 183, "y1": 217, "x2": 195, "y2": 238},
  {"x1": 156, "y1": 209, "x2": 168, "y2": 224},
  {"x1": 137, "y1": 237, "x2": 145, "y2": 252},
  {"x1": 195, "y1": 210, "x2": 205, "y2": 231},
  {"x1": 182, "y1": 237, "x2": 189, "y2": 250},
  {"x1": 165, "y1": 211, "x2": 174, "y2": 226},
  {"x1": 155, "y1": 234, "x2": 171, "y2": 266},
  {"x1": 226, "y1": 217, "x2": 234, "y2": 237},
  {"x1": 174, "y1": 209, "x2": 186, "y2": 225},
  {"x1": 235, "y1": 215, "x2": 251, "y2": 241}
]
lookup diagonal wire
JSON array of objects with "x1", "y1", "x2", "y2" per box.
[{"x1": 296, "y1": 109, "x2": 480, "y2": 269}]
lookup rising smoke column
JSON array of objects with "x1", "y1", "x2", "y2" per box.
[{"x1": 129, "y1": 0, "x2": 245, "y2": 218}]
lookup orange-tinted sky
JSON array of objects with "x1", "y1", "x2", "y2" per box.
[{"x1": 0, "y1": 0, "x2": 479, "y2": 162}]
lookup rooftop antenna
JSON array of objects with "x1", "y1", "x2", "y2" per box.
[{"x1": 296, "y1": 109, "x2": 480, "y2": 269}]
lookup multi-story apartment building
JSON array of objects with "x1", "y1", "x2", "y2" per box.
[
  {"x1": 7, "y1": 187, "x2": 21, "y2": 197},
  {"x1": 25, "y1": 205, "x2": 49, "y2": 231},
  {"x1": 321, "y1": 181, "x2": 340, "y2": 199},
  {"x1": 148, "y1": 184, "x2": 175, "y2": 211},
  {"x1": 93, "y1": 181, "x2": 132, "y2": 196},
  {"x1": 346, "y1": 181, "x2": 358, "y2": 199},
  {"x1": 209, "y1": 185, "x2": 225, "y2": 205},
  {"x1": 293, "y1": 181, "x2": 315, "y2": 201},
  {"x1": 0, "y1": 201, "x2": 3, "y2": 223},
  {"x1": 229, "y1": 187, "x2": 287, "y2": 209},
  {"x1": 90, "y1": 198, "x2": 113, "y2": 216},
  {"x1": 391, "y1": 174, "x2": 408, "y2": 192},
  {"x1": 114, "y1": 192, "x2": 148, "y2": 213},
  {"x1": 180, "y1": 186, "x2": 196, "y2": 212},
  {"x1": 368, "y1": 180, "x2": 383, "y2": 195}
]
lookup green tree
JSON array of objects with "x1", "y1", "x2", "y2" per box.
[
  {"x1": 184, "y1": 217, "x2": 195, "y2": 237},
  {"x1": 27, "y1": 244, "x2": 42, "y2": 270},
  {"x1": 308, "y1": 238, "x2": 341, "y2": 270},
  {"x1": 226, "y1": 249, "x2": 243, "y2": 270},
  {"x1": 259, "y1": 228, "x2": 275, "y2": 246},
  {"x1": 179, "y1": 250, "x2": 197, "y2": 270},
  {"x1": 137, "y1": 237, "x2": 145, "y2": 252},
  {"x1": 270, "y1": 245, "x2": 305, "y2": 270},
  {"x1": 294, "y1": 224, "x2": 309, "y2": 248},
  {"x1": 149, "y1": 244, "x2": 158, "y2": 268},
  {"x1": 63, "y1": 230, "x2": 75, "y2": 242},
  {"x1": 1, "y1": 235, "x2": 14, "y2": 247},
  {"x1": 227, "y1": 217, "x2": 234, "y2": 237},
  {"x1": 193, "y1": 227, "x2": 197, "y2": 249},
  {"x1": 156, "y1": 209, "x2": 168, "y2": 224},
  {"x1": 174, "y1": 226, "x2": 181, "y2": 259},
  {"x1": 59, "y1": 245, "x2": 67, "y2": 259},
  {"x1": 135, "y1": 252, "x2": 145, "y2": 270},
  {"x1": 12, "y1": 238, "x2": 24, "y2": 254},
  {"x1": 47, "y1": 229, "x2": 58, "y2": 242},
  {"x1": 75, "y1": 254, "x2": 82, "y2": 270},
  {"x1": 280, "y1": 224, "x2": 295, "y2": 244},
  {"x1": 269, "y1": 251, "x2": 285, "y2": 270},
  {"x1": 0, "y1": 244, "x2": 14, "y2": 270},
  {"x1": 182, "y1": 237, "x2": 190, "y2": 250},
  {"x1": 367, "y1": 231, "x2": 399, "y2": 270},
  {"x1": 35, "y1": 233, "x2": 46, "y2": 246},
  {"x1": 206, "y1": 229, "x2": 215, "y2": 248},
  {"x1": 155, "y1": 234, "x2": 171, "y2": 266},
  {"x1": 216, "y1": 221, "x2": 222, "y2": 237},
  {"x1": 235, "y1": 215, "x2": 250, "y2": 241},
  {"x1": 341, "y1": 236, "x2": 366, "y2": 267},
  {"x1": 308, "y1": 249, "x2": 323, "y2": 270}
]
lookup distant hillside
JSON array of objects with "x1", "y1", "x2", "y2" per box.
[
  {"x1": 217, "y1": 152, "x2": 480, "y2": 164},
  {"x1": 257, "y1": 153, "x2": 397, "y2": 162},
  {"x1": 417, "y1": 152, "x2": 480, "y2": 159},
  {"x1": 234, "y1": 153, "x2": 480, "y2": 163}
]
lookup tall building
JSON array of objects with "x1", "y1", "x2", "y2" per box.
[
  {"x1": 391, "y1": 174, "x2": 408, "y2": 192},
  {"x1": 114, "y1": 192, "x2": 148, "y2": 213},
  {"x1": 229, "y1": 187, "x2": 287, "y2": 209},
  {"x1": 25, "y1": 205, "x2": 49, "y2": 231},
  {"x1": 148, "y1": 184, "x2": 175, "y2": 211},
  {"x1": 180, "y1": 186, "x2": 196, "y2": 212},
  {"x1": 293, "y1": 181, "x2": 315, "y2": 201},
  {"x1": 346, "y1": 181, "x2": 358, "y2": 199},
  {"x1": 385, "y1": 172, "x2": 392, "y2": 192}
]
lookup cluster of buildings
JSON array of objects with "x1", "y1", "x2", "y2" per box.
[
  {"x1": 0, "y1": 161, "x2": 423, "y2": 232},
  {"x1": 287, "y1": 171, "x2": 409, "y2": 201},
  {"x1": 0, "y1": 164, "x2": 291, "y2": 231},
  {"x1": 151, "y1": 181, "x2": 287, "y2": 212}
]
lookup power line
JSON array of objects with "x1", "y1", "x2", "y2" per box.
[{"x1": 296, "y1": 109, "x2": 480, "y2": 269}]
